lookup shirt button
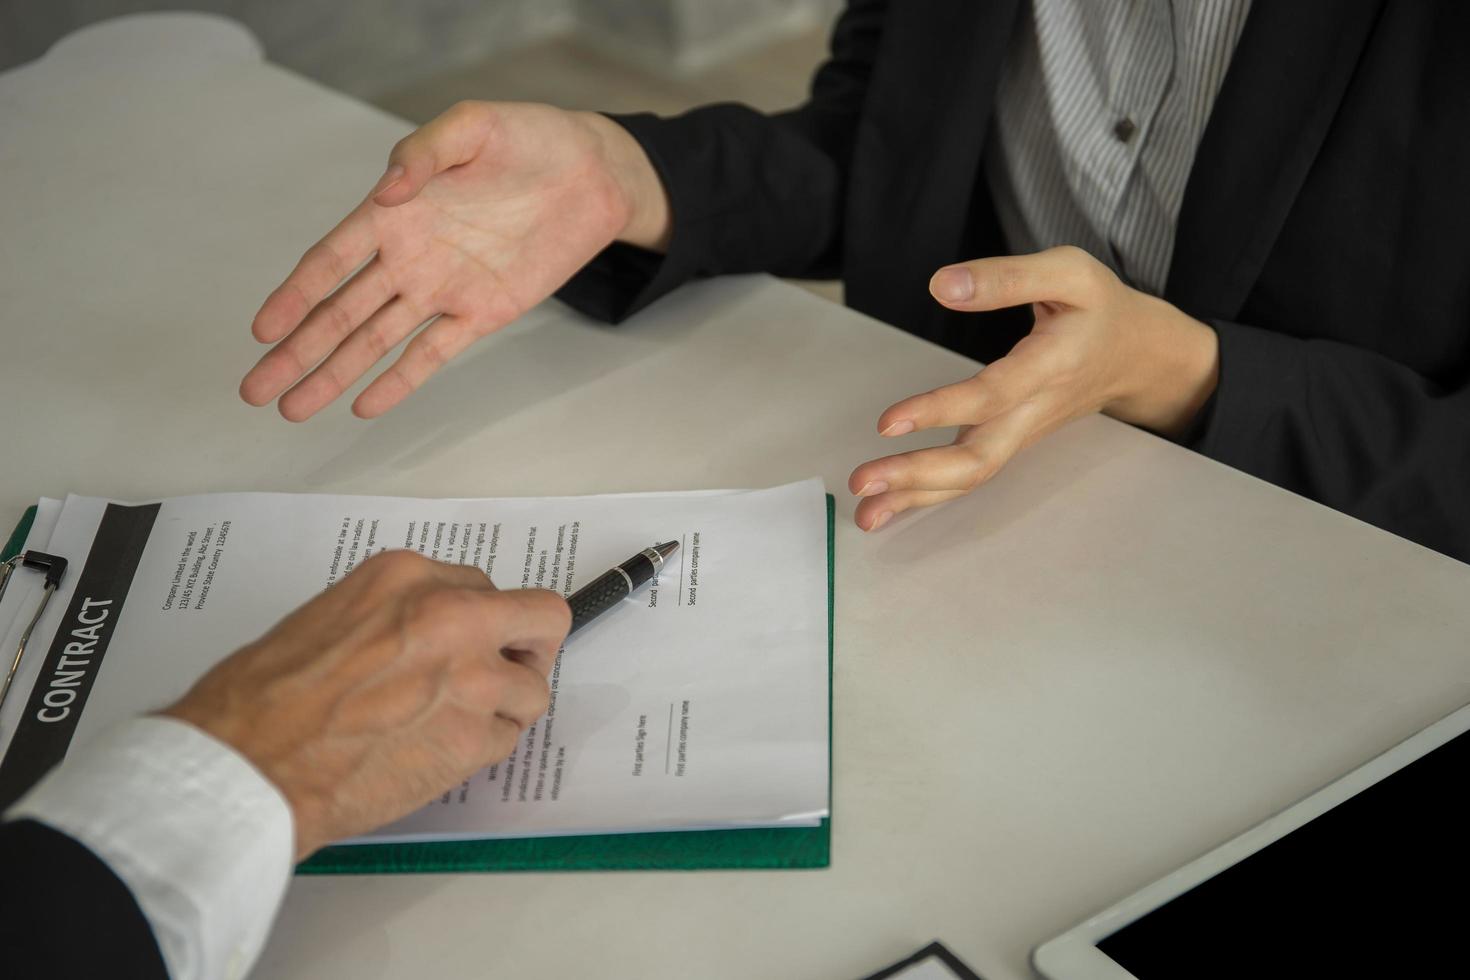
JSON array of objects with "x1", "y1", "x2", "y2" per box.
[{"x1": 1113, "y1": 117, "x2": 1137, "y2": 143}]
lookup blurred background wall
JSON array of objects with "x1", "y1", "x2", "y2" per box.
[
  {"x1": 1, "y1": 0, "x2": 844, "y2": 300},
  {"x1": 1, "y1": 0, "x2": 842, "y2": 111}
]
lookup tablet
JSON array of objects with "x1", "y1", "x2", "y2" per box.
[{"x1": 1032, "y1": 700, "x2": 1470, "y2": 978}]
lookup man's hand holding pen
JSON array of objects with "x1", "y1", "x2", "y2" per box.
[{"x1": 163, "y1": 550, "x2": 569, "y2": 860}]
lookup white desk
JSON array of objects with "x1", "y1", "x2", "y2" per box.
[{"x1": 4, "y1": 15, "x2": 1468, "y2": 980}]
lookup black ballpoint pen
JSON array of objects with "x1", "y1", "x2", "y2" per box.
[{"x1": 566, "y1": 540, "x2": 679, "y2": 637}]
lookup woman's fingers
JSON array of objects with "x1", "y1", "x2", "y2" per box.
[
  {"x1": 852, "y1": 405, "x2": 1037, "y2": 530},
  {"x1": 241, "y1": 256, "x2": 397, "y2": 410},
  {"x1": 927, "y1": 245, "x2": 1108, "y2": 312},
  {"x1": 850, "y1": 246, "x2": 1142, "y2": 530},
  {"x1": 850, "y1": 437, "x2": 1009, "y2": 497},
  {"x1": 277, "y1": 296, "x2": 434, "y2": 422},
  {"x1": 243, "y1": 102, "x2": 499, "y2": 411},
  {"x1": 250, "y1": 209, "x2": 379, "y2": 345},
  {"x1": 351, "y1": 314, "x2": 486, "y2": 419},
  {"x1": 854, "y1": 489, "x2": 967, "y2": 532},
  {"x1": 372, "y1": 101, "x2": 496, "y2": 208},
  {"x1": 876, "y1": 351, "x2": 1047, "y2": 437},
  {"x1": 856, "y1": 348, "x2": 1046, "y2": 533}
]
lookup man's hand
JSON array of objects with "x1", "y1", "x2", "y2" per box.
[
  {"x1": 161, "y1": 551, "x2": 570, "y2": 859},
  {"x1": 239, "y1": 101, "x2": 671, "y2": 421},
  {"x1": 849, "y1": 246, "x2": 1219, "y2": 530}
]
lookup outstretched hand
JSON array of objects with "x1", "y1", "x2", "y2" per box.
[
  {"x1": 240, "y1": 101, "x2": 670, "y2": 421},
  {"x1": 849, "y1": 246, "x2": 1219, "y2": 531}
]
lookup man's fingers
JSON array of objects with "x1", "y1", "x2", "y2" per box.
[
  {"x1": 277, "y1": 297, "x2": 434, "y2": 422},
  {"x1": 430, "y1": 558, "x2": 499, "y2": 591},
  {"x1": 250, "y1": 210, "x2": 378, "y2": 345},
  {"x1": 454, "y1": 588, "x2": 568, "y2": 732},
  {"x1": 351, "y1": 314, "x2": 484, "y2": 418},
  {"x1": 438, "y1": 651, "x2": 552, "y2": 733},
  {"x1": 482, "y1": 588, "x2": 573, "y2": 674},
  {"x1": 928, "y1": 245, "x2": 1110, "y2": 313},
  {"x1": 488, "y1": 659, "x2": 554, "y2": 731},
  {"x1": 479, "y1": 713, "x2": 533, "y2": 766},
  {"x1": 432, "y1": 586, "x2": 571, "y2": 679},
  {"x1": 373, "y1": 101, "x2": 496, "y2": 208}
]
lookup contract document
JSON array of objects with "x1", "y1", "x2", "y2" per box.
[{"x1": 0, "y1": 480, "x2": 830, "y2": 843}]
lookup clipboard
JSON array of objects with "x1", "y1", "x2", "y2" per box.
[{"x1": 2, "y1": 496, "x2": 835, "y2": 874}]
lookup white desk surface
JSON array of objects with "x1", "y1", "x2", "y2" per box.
[{"x1": 4, "y1": 14, "x2": 1468, "y2": 980}]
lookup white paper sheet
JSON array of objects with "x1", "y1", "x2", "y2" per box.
[{"x1": 0, "y1": 481, "x2": 829, "y2": 842}]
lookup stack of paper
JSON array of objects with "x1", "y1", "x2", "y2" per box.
[{"x1": 0, "y1": 480, "x2": 830, "y2": 849}]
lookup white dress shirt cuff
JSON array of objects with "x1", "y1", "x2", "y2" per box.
[{"x1": 5, "y1": 715, "x2": 295, "y2": 980}]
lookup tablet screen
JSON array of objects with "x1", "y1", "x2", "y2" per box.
[{"x1": 1096, "y1": 724, "x2": 1469, "y2": 976}]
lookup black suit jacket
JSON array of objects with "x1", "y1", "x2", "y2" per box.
[
  {"x1": 559, "y1": 0, "x2": 1470, "y2": 563},
  {"x1": 0, "y1": 820, "x2": 167, "y2": 978}
]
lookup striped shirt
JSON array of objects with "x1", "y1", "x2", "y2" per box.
[{"x1": 985, "y1": 0, "x2": 1253, "y2": 295}]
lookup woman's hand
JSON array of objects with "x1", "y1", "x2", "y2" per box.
[
  {"x1": 848, "y1": 246, "x2": 1219, "y2": 531},
  {"x1": 239, "y1": 101, "x2": 670, "y2": 421}
]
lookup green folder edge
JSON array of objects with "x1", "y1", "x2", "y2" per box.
[
  {"x1": 4, "y1": 496, "x2": 834, "y2": 874},
  {"x1": 2, "y1": 507, "x2": 36, "y2": 566}
]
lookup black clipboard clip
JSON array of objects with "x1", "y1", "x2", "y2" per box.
[{"x1": 0, "y1": 551, "x2": 68, "y2": 715}]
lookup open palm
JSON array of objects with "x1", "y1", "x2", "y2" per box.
[{"x1": 240, "y1": 102, "x2": 639, "y2": 421}]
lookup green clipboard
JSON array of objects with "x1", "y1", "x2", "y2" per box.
[
  {"x1": 2, "y1": 506, "x2": 37, "y2": 566},
  {"x1": 3, "y1": 495, "x2": 835, "y2": 874}
]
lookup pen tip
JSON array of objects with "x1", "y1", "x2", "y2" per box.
[{"x1": 655, "y1": 540, "x2": 679, "y2": 559}]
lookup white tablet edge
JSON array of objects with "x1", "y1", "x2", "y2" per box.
[{"x1": 1031, "y1": 699, "x2": 1470, "y2": 979}]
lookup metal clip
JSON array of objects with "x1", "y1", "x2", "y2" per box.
[{"x1": 0, "y1": 551, "x2": 68, "y2": 715}]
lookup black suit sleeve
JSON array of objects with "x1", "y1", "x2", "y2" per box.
[
  {"x1": 555, "y1": 0, "x2": 887, "y2": 323},
  {"x1": 0, "y1": 819, "x2": 168, "y2": 979},
  {"x1": 1188, "y1": 319, "x2": 1470, "y2": 562}
]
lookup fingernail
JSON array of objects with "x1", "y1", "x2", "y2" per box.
[
  {"x1": 856, "y1": 480, "x2": 889, "y2": 497},
  {"x1": 880, "y1": 420, "x2": 915, "y2": 437},
  {"x1": 868, "y1": 510, "x2": 894, "y2": 532},
  {"x1": 372, "y1": 164, "x2": 405, "y2": 197},
  {"x1": 932, "y1": 267, "x2": 974, "y2": 303}
]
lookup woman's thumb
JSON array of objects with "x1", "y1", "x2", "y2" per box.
[{"x1": 370, "y1": 101, "x2": 491, "y2": 207}]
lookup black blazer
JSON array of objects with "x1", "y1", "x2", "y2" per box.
[
  {"x1": 560, "y1": 0, "x2": 1470, "y2": 563},
  {"x1": 0, "y1": 820, "x2": 167, "y2": 978}
]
